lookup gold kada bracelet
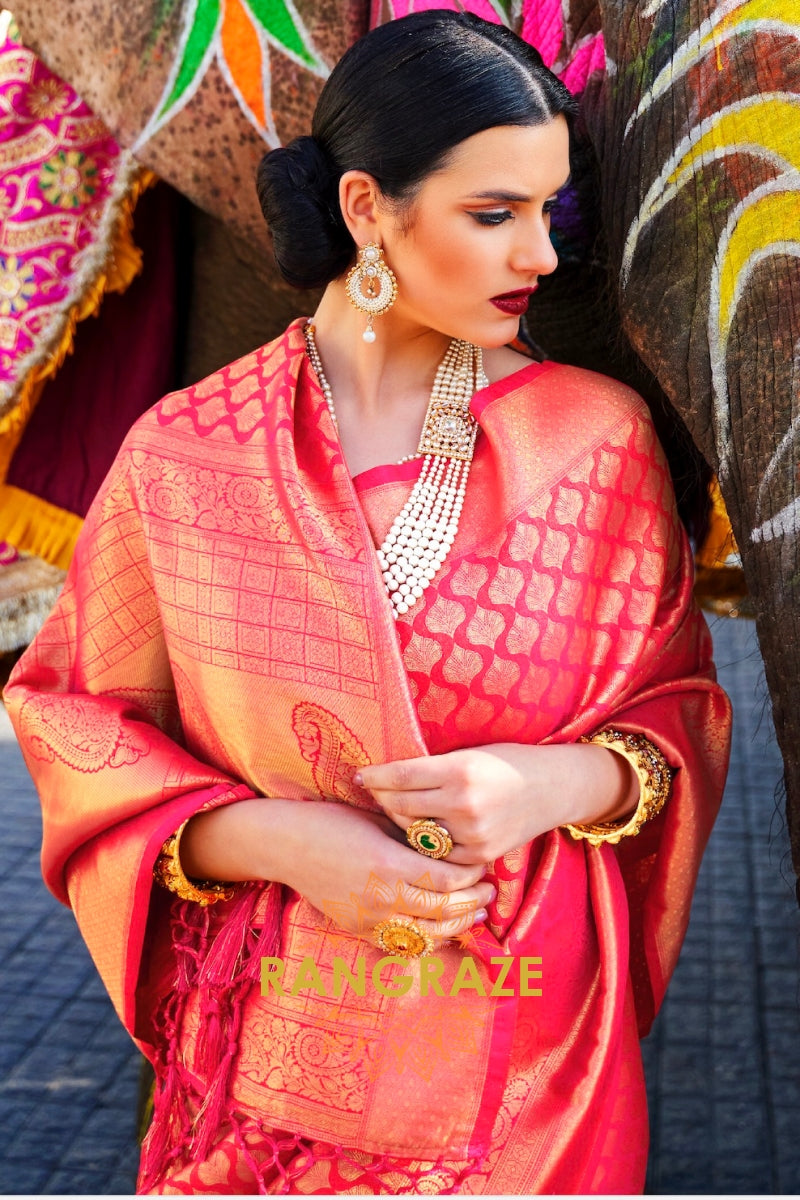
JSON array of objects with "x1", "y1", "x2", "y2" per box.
[
  {"x1": 563, "y1": 729, "x2": 673, "y2": 847},
  {"x1": 153, "y1": 818, "x2": 235, "y2": 906}
]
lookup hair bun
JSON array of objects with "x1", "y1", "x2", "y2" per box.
[{"x1": 256, "y1": 136, "x2": 353, "y2": 289}]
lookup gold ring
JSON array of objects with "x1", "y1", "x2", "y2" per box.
[
  {"x1": 406, "y1": 818, "x2": 453, "y2": 859},
  {"x1": 372, "y1": 918, "x2": 434, "y2": 959}
]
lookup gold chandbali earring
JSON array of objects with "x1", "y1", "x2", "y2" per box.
[
  {"x1": 345, "y1": 242, "x2": 398, "y2": 343},
  {"x1": 304, "y1": 325, "x2": 487, "y2": 618}
]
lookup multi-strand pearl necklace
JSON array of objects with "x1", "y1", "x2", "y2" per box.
[{"x1": 304, "y1": 324, "x2": 487, "y2": 618}]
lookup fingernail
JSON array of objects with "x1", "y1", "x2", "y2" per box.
[
  {"x1": 474, "y1": 909, "x2": 488, "y2": 924},
  {"x1": 354, "y1": 772, "x2": 363, "y2": 786},
  {"x1": 488, "y1": 887, "x2": 497, "y2": 903}
]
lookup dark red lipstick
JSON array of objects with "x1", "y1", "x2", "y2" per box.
[{"x1": 490, "y1": 286, "x2": 537, "y2": 315}]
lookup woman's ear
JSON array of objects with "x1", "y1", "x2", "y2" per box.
[{"x1": 339, "y1": 170, "x2": 383, "y2": 245}]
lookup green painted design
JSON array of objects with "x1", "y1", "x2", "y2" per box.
[
  {"x1": 245, "y1": 0, "x2": 323, "y2": 70},
  {"x1": 158, "y1": 0, "x2": 221, "y2": 120},
  {"x1": 420, "y1": 834, "x2": 437, "y2": 850}
]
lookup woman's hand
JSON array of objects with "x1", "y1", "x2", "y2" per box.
[
  {"x1": 358, "y1": 742, "x2": 639, "y2": 866},
  {"x1": 179, "y1": 796, "x2": 495, "y2": 943}
]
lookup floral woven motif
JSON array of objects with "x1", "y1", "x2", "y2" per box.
[{"x1": 0, "y1": 12, "x2": 136, "y2": 419}]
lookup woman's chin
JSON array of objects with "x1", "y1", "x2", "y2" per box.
[{"x1": 477, "y1": 320, "x2": 524, "y2": 349}]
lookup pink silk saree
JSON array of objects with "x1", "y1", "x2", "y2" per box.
[{"x1": 4, "y1": 319, "x2": 731, "y2": 1193}]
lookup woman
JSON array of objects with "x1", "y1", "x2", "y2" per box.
[{"x1": 4, "y1": 10, "x2": 731, "y2": 1195}]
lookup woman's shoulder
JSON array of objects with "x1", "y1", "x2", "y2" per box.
[
  {"x1": 487, "y1": 345, "x2": 644, "y2": 399},
  {"x1": 128, "y1": 321, "x2": 307, "y2": 451},
  {"x1": 481, "y1": 346, "x2": 651, "y2": 427}
]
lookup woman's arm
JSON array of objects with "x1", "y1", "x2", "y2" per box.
[{"x1": 180, "y1": 795, "x2": 496, "y2": 937}]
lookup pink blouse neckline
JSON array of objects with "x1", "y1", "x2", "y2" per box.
[{"x1": 351, "y1": 359, "x2": 560, "y2": 490}]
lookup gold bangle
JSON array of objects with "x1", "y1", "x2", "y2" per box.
[
  {"x1": 562, "y1": 729, "x2": 673, "y2": 848},
  {"x1": 153, "y1": 818, "x2": 235, "y2": 906}
]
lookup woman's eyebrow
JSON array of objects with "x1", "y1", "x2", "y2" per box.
[
  {"x1": 465, "y1": 177, "x2": 572, "y2": 202},
  {"x1": 465, "y1": 190, "x2": 531, "y2": 202}
]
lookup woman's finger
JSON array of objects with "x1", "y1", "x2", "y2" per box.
[
  {"x1": 382, "y1": 807, "x2": 490, "y2": 868},
  {"x1": 388, "y1": 878, "x2": 494, "y2": 922},
  {"x1": 394, "y1": 902, "x2": 489, "y2": 945},
  {"x1": 380, "y1": 799, "x2": 453, "y2": 829},
  {"x1": 358, "y1": 756, "x2": 447, "y2": 796}
]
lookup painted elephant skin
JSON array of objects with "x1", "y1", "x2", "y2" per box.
[
  {"x1": 579, "y1": 0, "x2": 800, "y2": 881},
  {"x1": 9, "y1": 0, "x2": 800, "y2": 882}
]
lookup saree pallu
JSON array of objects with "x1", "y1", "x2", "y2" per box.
[{"x1": 4, "y1": 319, "x2": 732, "y2": 1193}]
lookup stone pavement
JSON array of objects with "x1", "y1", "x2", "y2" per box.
[
  {"x1": 0, "y1": 616, "x2": 798, "y2": 1195},
  {"x1": 643, "y1": 616, "x2": 800, "y2": 1195}
]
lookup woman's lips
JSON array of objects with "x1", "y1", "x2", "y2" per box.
[{"x1": 490, "y1": 287, "x2": 537, "y2": 316}]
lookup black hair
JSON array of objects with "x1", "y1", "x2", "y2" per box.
[{"x1": 257, "y1": 10, "x2": 577, "y2": 289}]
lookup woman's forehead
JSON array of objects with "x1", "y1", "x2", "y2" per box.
[{"x1": 426, "y1": 120, "x2": 571, "y2": 197}]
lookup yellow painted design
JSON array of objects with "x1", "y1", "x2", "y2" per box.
[
  {"x1": 714, "y1": 0, "x2": 788, "y2": 37},
  {"x1": 716, "y1": 189, "x2": 800, "y2": 342},
  {"x1": 669, "y1": 97, "x2": 800, "y2": 187},
  {"x1": 622, "y1": 94, "x2": 800, "y2": 284},
  {"x1": 626, "y1": 1, "x2": 799, "y2": 136}
]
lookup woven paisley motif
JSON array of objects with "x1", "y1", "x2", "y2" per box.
[
  {"x1": 237, "y1": 1012, "x2": 369, "y2": 1110},
  {"x1": 19, "y1": 694, "x2": 150, "y2": 771},
  {"x1": 291, "y1": 701, "x2": 371, "y2": 804}
]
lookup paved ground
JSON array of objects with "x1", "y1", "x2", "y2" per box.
[
  {"x1": 0, "y1": 615, "x2": 798, "y2": 1195},
  {"x1": 642, "y1": 617, "x2": 800, "y2": 1194}
]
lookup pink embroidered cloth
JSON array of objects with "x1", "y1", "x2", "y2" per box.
[{"x1": 0, "y1": 15, "x2": 130, "y2": 419}]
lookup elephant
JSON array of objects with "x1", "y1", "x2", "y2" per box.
[{"x1": 3, "y1": 0, "x2": 799, "y2": 885}]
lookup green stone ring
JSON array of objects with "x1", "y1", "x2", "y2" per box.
[{"x1": 406, "y1": 818, "x2": 454, "y2": 860}]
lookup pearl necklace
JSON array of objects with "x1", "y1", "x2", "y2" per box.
[{"x1": 304, "y1": 323, "x2": 487, "y2": 618}]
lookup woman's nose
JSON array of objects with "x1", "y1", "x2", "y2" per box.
[{"x1": 512, "y1": 220, "x2": 559, "y2": 277}]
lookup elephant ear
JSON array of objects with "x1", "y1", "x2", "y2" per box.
[
  {"x1": 139, "y1": 0, "x2": 329, "y2": 150},
  {"x1": 587, "y1": 0, "x2": 800, "y2": 884},
  {"x1": 9, "y1": 0, "x2": 362, "y2": 244}
]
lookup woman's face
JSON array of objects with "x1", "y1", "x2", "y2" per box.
[{"x1": 377, "y1": 117, "x2": 571, "y2": 348}]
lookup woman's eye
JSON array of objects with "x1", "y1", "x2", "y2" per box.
[{"x1": 471, "y1": 210, "x2": 512, "y2": 226}]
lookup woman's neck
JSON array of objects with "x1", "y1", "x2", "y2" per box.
[
  {"x1": 307, "y1": 281, "x2": 454, "y2": 474},
  {"x1": 310, "y1": 280, "x2": 451, "y2": 419}
]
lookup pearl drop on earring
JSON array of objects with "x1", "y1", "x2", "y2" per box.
[{"x1": 345, "y1": 243, "x2": 398, "y2": 345}]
